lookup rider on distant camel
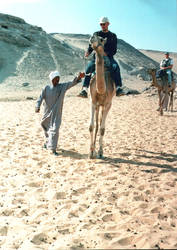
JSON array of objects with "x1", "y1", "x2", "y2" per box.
[
  {"x1": 160, "y1": 52, "x2": 173, "y2": 87},
  {"x1": 78, "y1": 16, "x2": 123, "y2": 98}
]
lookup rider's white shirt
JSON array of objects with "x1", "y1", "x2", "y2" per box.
[{"x1": 160, "y1": 58, "x2": 173, "y2": 67}]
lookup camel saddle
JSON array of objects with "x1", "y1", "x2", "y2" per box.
[{"x1": 156, "y1": 69, "x2": 174, "y2": 81}]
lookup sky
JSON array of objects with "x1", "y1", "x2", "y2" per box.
[{"x1": 0, "y1": 0, "x2": 177, "y2": 52}]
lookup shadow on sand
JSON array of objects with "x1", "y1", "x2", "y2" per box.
[
  {"x1": 58, "y1": 147, "x2": 177, "y2": 174},
  {"x1": 59, "y1": 148, "x2": 88, "y2": 159},
  {"x1": 95, "y1": 148, "x2": 177, "y2": 174}
]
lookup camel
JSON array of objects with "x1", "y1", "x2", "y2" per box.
[
  {"x1": 148, "y1": 68, "x2": 176, "y2": 115},
  {"x1": 88, "y1": 34, "x2": 116, "y2": 158}
]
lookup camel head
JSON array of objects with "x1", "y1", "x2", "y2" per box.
[
  {"x1": 147, "y1": 68, "x2": 157, "y2": 86},
  {"x1": 89, "y1": 35, "x2": 107, "y2": 50},
  {"x1": 147, "y1": 68, "x2": 156, "y2": 76}
]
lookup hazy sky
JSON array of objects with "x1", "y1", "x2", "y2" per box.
[{"x1": 1, "y1": 0, "x2": 177, "y2": 52}]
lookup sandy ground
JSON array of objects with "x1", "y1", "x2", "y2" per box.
[{"x1": 0, "y1": 83, "x2": 177, "y2": 249}]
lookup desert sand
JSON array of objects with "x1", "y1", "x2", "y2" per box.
[
  {"x1": 0, "y1": 81, "x2": 177, "y2": 250},
  {"x1": 0, "y1": 13, "x2": 177, "y2": 250}
]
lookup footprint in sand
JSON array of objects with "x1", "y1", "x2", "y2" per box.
[
  {"x1": 102, "y1": 213, "x2": 113, "y2": 222},
  {"x1": 138, "y1": 185, "x2": 145, "y2": 191},
  {"x1": 43, "y1": 172, "x2": 52, "y2": 178},
  {"x1": 17, "y1": 208, "x2": 29, "y2": 217},
  {"x1": 28, "y1": 181, "x2": 43, "y2": 187},
  {"x1": 139, "y1": 202, "x2": 148, "y2": 209},
  {"x1": 31, "y1": 232, "x2": 48, "y2": 245},
  {"x1": 165, "y1": 181, "x2": 175, "y2": 187},
  {"x1": 71, "y1": 187, "x2": 87, "y2": 196},
  {"x1": 68, "y1": 210, "x2": 79, "y2": 218},
  {"x1": 55, "y1": 192, "x2": 67, "y2": 200},
  {"x1": 133, "y1": 194, "x2": 144, "y2": 201},
  {"x1": 151, "y1": 206, "x2": 161, "y2": 213},
  {"x1": 112, "y1": 236, "x2": 134, "y2": 246},
  {"x1": 0, "y1": 226, "x2": 8, "y2": 236},
  {"x1": 1, "y1": 209, "x2": 14, "y2": 216}
]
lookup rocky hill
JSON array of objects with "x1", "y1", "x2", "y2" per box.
[
  {"x1": 0, "y1": 13, "x2": 84, "y2": 91},
  {"x1": 0, "y1": 13, "x2": 159, "y2": 92}
]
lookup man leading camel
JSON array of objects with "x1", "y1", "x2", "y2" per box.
[
  {"x1": 35, "y1": 71, "x2": 85, "y2": 155},
  {"x1": 78, "y1": 16, "x2": 123, "y2": 98}
]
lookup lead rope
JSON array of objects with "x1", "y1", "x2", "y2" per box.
[{"x1": 81, "y1": 57, "x2": 87, "y2": 91}]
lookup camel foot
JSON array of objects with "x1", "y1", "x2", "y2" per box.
[
  {"x1": 89, "y1": 150, "x2": 96, "y2": 159},
  {"x1": 97, "y1": 154, "x2": 104, "y2": 159},
  {"x1": 98, "y1": 149, "x2": 103, "y2": 159},
  {"x1": 160, "y1": 109, "x2": 163, "y2": 116}
]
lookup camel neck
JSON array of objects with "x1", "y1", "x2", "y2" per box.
[
  {"x1": 95, "y1": 47, "x2": 106, "y2": 94},
  {"x1": 152, "y1": 74, "x2": 158, "y2": 87}
]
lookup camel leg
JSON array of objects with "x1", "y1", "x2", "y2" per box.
[
  {"x1": 93, "y1": 105, "x2": 99, "y2": 150},
  {"x1": 163, "y1": 94, "x2": 169, "y2": 111},
  {"x1": 160, "y1": 95, "x2": 165, "y2": 116},
  {"x1": 169, "y1": 91, "x2": 173, "y2": 112},
  {"x1": 168, "y1": 92, "x2": 171, "y2": 111},
  {"x1": 171, "y1": 91, "x2": 174, "y2": 112},
  {"x1": 161, "y1": 90, "x2": 168, "y2": 115},
  {"x1": 98, "y1": 103, "x2": 111, "y2": 158},
  {"x1": 159, "y1": 91, "x2": 163, "y2": 115},
  {"x1": 89, "y1": 103, "x2": 96, "y2": 159},
  {"x1": 157, "y1": 89, "x2": 161, "y2": 111}
]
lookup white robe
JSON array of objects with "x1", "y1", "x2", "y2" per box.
[{"x1": 36, "y1": 77, "x2": 78, "y2": 150}]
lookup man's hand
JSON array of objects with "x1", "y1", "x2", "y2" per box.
[
  {"x1": 160, "y1": 67, "x2": 166, "y2": 70},
  {"x1": 77, "y1": 72, "x2": 85, "y2": 82},
  {"x1": 79, "y1": 72, "x2": 85, "y2": 78},
  {"x1": 35, "y1": 107, "x2": 40, "y2": 113},
  {"x1": 84, "y1": 52, "x2": 90, "y2": 58}
]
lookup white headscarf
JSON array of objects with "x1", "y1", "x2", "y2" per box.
[{"x1": 49, "y1": 71, "x2": 60, "y2": 81}]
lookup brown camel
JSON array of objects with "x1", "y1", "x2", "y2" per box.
[
  {"x1": 148, "y1": 69, "x2": 176, "y2": 115},
  {"x1": 88, "y1": 34, "x2": 116, "y2": 158}
]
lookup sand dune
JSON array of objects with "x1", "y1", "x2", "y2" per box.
[{"x1": 0, "y1": 84, "x2": 177, "y2": 249}]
